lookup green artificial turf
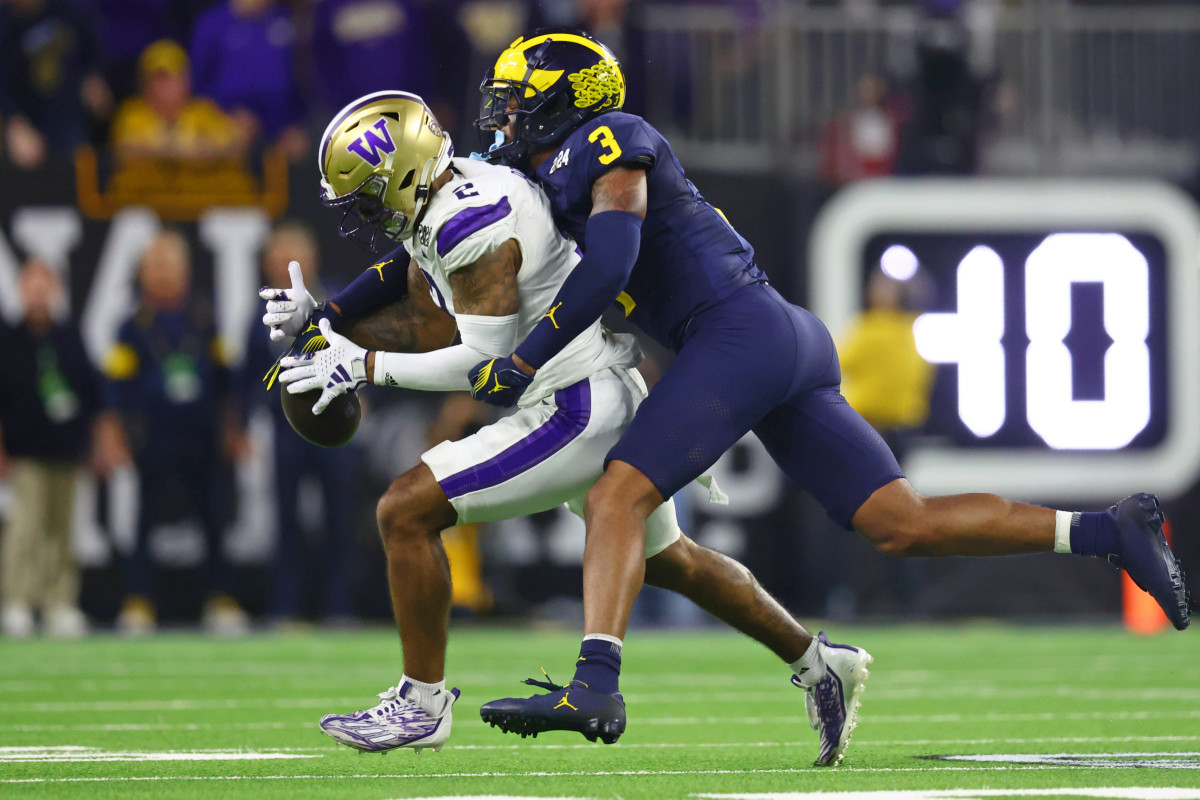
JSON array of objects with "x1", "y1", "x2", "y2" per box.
[{"x1": 0, "y1": 624, "x2": 1197, "y2": 798}]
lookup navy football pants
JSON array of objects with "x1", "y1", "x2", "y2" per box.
[{"x1": 607, "y1": 282, "x2": 903, "y2": 529}]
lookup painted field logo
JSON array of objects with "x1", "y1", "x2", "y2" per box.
[{"x1": 928, "y1": 753, "x2": 1200, "y2": 770}]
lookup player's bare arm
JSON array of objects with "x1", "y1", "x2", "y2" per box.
[
  {"x1": 341, "y1": 260, "x2": 456, "y2": 359},
  {"x1": 591, "y1": 165, "x2": 649, "y2": 219},
  {"x1": 448, "y1": 238, "x2": 522, "y2": 317}
]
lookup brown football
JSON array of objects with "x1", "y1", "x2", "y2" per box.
[{"x1": 280, "y1": 386, "x2": 361, "y2": 448}]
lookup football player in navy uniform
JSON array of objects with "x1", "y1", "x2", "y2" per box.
[
  {"x1": 265, "y1": 92, "x2": 855, "y2": 759},
  {"x1": 469, "y1": 31, "x2": 1193, "y2": 764}
]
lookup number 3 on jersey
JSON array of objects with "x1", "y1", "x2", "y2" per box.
[{"x1": 589, "y1": 126, "x2": 622, "y2": 165}]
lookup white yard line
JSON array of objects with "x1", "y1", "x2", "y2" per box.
[
  {"x1": 446, "y1": 737, "x2": 1200, "y2": 752},
  {"x1": 0, "y1": 765, "x2": 1117, "y2": 785},
  {"x1": 0, "y1": 721, "x2": 311, "y2": 732},
  {"x1": 11, "y1": 685, "x2": 1199, "y2": 703},
  {"x1": 0, "y1": 745, "x2": 321, "y2": 762},
  {"x1": 5, "y1": 695, "x2": 1200, "y2": 719},
  {"x1": 0, "y1": 721, "x2": 1197, "y2": 751},
  {"x1": 632, "y1": 710, "x2": 1200, "y2": 726},
  {"x1": 0, "y1": 661, "x2": 1193, "y2": 683},
  {"x1": 695, "y1": 789, "x2": 1200, "y2": 800},
  {"x1": 4, "y1": 710, "x2": 1200, "y2": 733}
]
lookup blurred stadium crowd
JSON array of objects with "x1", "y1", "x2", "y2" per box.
[
  {"x1": 1, "y1": 0, "x2": 1194, "y2": 637},
  {"x1": 0, "y1": 0, "x2": 673, "y2": 173}
]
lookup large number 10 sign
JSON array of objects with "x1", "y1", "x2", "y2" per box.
[
  {"x1": 915, "y1": 234, "x2": 1151, "y2": 450},
  {"x1": 811, "y1": 180, "x2": 1200, "y2": 502}
]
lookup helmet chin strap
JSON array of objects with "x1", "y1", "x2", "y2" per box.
[
  {"x1": 371, "y1": 149, "x2": 412, "y2": 240},
  {"x1": 411, "y1": 140, "x2": 453, "y2": 234},
  {"x1": 379, "y1": 149, "x2": 398, "y2": 183}
]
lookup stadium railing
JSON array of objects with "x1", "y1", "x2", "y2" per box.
[{"x1": 636, "y1": 0, "x2": 1200, "y2": 177}]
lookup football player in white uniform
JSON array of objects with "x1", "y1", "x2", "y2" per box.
[{"x1": 266, "y1": 93, "x2": 830, "y2": 756}]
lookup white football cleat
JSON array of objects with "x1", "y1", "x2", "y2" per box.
[
  {"x1": 319, "y1": 681, "x2": 460, "y2": 753},
  {"x1": 794, "y1": 631, "x2": 872, "y2": 766}
]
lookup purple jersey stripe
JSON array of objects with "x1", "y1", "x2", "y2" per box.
[
  {"x1": 439, "y1": 380, "x2": 591, "y2": 499},
  {"x1": 437, "y1": 197, "x2": 512, "y2": 257},
  {"x1": 420, "y1": 268, "x2": 448, "y2": 312}
]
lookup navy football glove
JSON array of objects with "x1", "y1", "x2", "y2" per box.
[{"x1": 469, "y1": 356, "x2": 533, "y2": 407}]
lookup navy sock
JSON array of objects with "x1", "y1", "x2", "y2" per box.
[
  {"x1": 1070, "y1": 510, "x2": 1121, "y2": 558},
  {"x1": 571, "y1": 638, "x2": 622, "y2": 695}
]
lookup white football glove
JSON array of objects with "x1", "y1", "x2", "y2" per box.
[
  {"x1": 278, "y1": 318, "x2": 369, "y2": 415},
  {"x1": 260, "y1": 260, "x2": 318, "y2": 342}
]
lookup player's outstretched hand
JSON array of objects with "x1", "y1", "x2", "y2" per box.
[
  {"x1": 260, "y1": 260, "x2": 318, "y2": 341},
  {"x1": 278, "y1": 318, "x2": 369, "y2": 415},
  {"x1": 469, "y1": 356, "x2": 533, "y2": 407}
]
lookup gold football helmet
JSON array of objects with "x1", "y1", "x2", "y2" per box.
[{"x1": 318, "y1": 91, "x2": 453, "y2": 251}]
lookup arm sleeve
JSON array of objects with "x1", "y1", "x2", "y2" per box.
[
  {"x1": 327, "y1": 247, "x2": 410, "y2": 320},
  {"x1": 372, "y1": 312, "x2": 519, "y2": 392},
  {"x1": 373, "y1": 345, "x2": 477, "y2": 393},
  {"x1": 514, "y1": 209, "x2": 642, "y2": 370}
]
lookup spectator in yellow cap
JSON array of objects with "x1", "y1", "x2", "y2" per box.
[{"x1": 109, "y1": 40, "x2": 248, "y2": 162}]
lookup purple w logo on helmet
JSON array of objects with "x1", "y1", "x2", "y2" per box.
[{"x1": 346, "y1": 118, "x2": 397, "y2": 167}]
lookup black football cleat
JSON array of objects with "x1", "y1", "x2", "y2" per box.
[
  {"x1": 480, "y1": 675, "x2": 626, "y2": 744},
  {"x1": 1107, "y1": 494, "x2": 1191, "y2": 630}
]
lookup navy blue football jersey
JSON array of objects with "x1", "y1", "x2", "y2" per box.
[{"x1": 532, "y1": 112, "x2": 768, "y2": 350}]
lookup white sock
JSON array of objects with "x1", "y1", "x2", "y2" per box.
[
  {"x1": 583, "y1": 632, "x2": 624, "y2": 654},
  {"x1": 788, "y1": 638, "x2": 827, "y2": 688},
  {"x1": 1053, "y1": 510, "x2": 1078, "y2": 554},
  {"x1": 400, "y1": 674, "x2": 447, "y2": 714}
]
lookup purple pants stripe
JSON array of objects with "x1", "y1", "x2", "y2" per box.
[{"x1": 439, "y1": 380, "x2": 592, "y2": 499}]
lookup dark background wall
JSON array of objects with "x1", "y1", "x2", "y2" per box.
[{"x1": 0, "y1": 161, "x2": 1186, "y2": 626}]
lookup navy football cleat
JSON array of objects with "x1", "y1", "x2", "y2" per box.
[
  {"x1": 480, "y1": 674, "x2": 626, "y2": 744},
  {"x1": 794, "y1": 631, "x2": 872, "y2": 767},
  {"x1": 1107, "y1": 494, "x2": 1192, "y2": 630}
]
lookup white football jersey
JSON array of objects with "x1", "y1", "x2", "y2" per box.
[{"x1": 405, "y1": 157, "x2": 641, "y2": 406}]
